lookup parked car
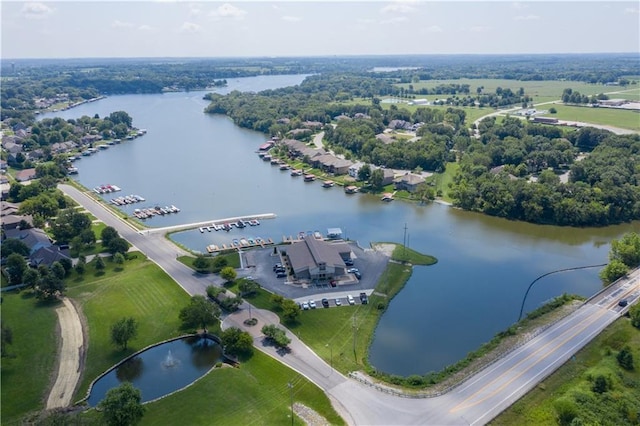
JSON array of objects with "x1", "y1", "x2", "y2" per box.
[
  {"x1": 309, "y1": 300, "x2": 317, "y2": 309},
  {"x1": 347, "y1": 268, "x2": 359, "y2": 273},
  {"x1": 359, "y1": 292, "x2": 368, "y2": 304},
  {"x1": 334, "y1": 298, "x2": 342, "y2": 306},
  {"x1": 347, "y1": 295, "x2": 355, "y2": 305},
  {"x1": 302, "y1": 301, "x2": 309, "y2": 310},
  {"x1": 273, "y1": 263, "x2": 283, "y2": 271},
  {"x1": 330, "y1": 280, "x2": 337, "y2": 287},
  {"x1": 344, "y1": 258, "x2": 354, "y2": 266},
  {"x1": 321, "y1": 298, "x2": 329, "y2": 308},
  {"x1": 276, "y1": 272, "x2": 287, "y2": 278}
]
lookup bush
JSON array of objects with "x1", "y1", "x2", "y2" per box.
[
  {"x1": 617, "y1": 346, "x2": 634, "y2": 370},
  {"x1": 261, "y1": 324, "x2": 291, "y2": 348}
]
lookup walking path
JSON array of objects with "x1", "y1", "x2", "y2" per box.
[{"x1": 46, "y1": 298, "x2": 84, "y2": 409}]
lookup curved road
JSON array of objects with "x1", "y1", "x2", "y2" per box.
[{"x1": 60, "y1": 184, "x2": 639, "y2": 425}]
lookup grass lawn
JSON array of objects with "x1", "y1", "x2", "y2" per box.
[
  {"x1": 491, "y1": 317, "x2": 640, "y2": 425},
  {"x1": 65, "y1": 252, "x2": 192, "y2": 401},
  {"x1": 538, "y1": 104, "x2": 640, "y2": 131},
  {"x1": 140, "y1": 350, "x2": 345, "y2": 425},
  {"x1": 396, "y1": 79, "x2": 615, "y2": 104},
  {"x1": 0, "y1": 292, "x2": 59, "y2": 424},
  {"x1": 389, "y1": 244, "x2": 437, "y2": 265},
  {"x1": 177, "y1": 251, "x2": 241, "y2": 273},
  {"x1": 425, "y1": 162, "x2": 459, "y2": 203}
]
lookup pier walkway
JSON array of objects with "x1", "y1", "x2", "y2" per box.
[{"x1": 140, "y1": 213, "x2": 276, "y2": 235}]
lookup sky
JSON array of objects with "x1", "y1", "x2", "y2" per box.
[{"x1": 1, "y1": 1, "x2": 639, "y2": 59}]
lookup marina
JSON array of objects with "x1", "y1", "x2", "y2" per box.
[
  {"x1": 133, "y1": 205, "x2": 181, "y2": 219},
  {"x1": 110, "y1": 194, "x2": 146, "y2": 205},
  {"x1": 93, "y1": 184, "x2": 121, "y2": 194},
  {"x1": 206, "y1": 236, "x2": 274, "y2": 253}
]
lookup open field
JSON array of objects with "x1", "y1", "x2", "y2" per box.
[
  {"x1": 65, "y1": 253, "x2": 191, "y2": 400},
  {"x1": 140, "y1": 350, "x2": 345, "y2": 425},
  {"x1": 0, "y1": 292, "x2": 59, "y2": 424},
  {"x1": 395, "y1": 79, "x2": 632, "y2": 103},
  {"x1": 425, "y1": 162, "x2": 460, "y2": 203},
  {"x1": 491, "y1": 316, "x2": 640, "y2": 425},
  {"x1": 538, "y1": 104, "x2": 640, "y2": 131}
]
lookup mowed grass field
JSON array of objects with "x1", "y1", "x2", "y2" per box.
[
  {"x1": 538, "y1": 104, "x2": 640, "y2": 131},
  {"x1": 66, "y1": 253, "x2": 191, "y2": 400},
  {"x1": 396, "y1": 79, "x2": 630, "y2": 103},
  {"x1": 1, "y1": 292, "x2": 59, "y2": 425},
  {"x1": 140, "y1": 350, "x2": 344, "y2": 426}
]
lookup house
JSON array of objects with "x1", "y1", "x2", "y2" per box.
[
  {"x1": 311, "y1": 154, "x2": 353, "y2": 175},
  {"x1": 348, "y1": 162, "x2": 366, "y2": 180},
  {"x1": 302, "y1": 121, "x2": 324, "y2": 129},
  {"x1": 15, "y1": 168, "x2": 37, "y2": 182},
  {"x1": 394, "y1": 173, "x2": 426, "y2": 193},
  {"x1": 3, "y1": 227, "x2": 71, "y2": 267},
  {"x1": 282, "y1": 237, "x2": 350, "y2": 281},
  {"x1": 375, "y1": 133, "x2": 395, "y2": 144},
  {"x1": 29, "y1": 245, "x2": 72, "y2": 267},
  {"x1": 380, "y1": 168, "x2": 396, "y2": 186}
]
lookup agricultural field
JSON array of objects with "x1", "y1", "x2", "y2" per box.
[{"x1": 538, "y1": 104, "x2": 640, "y2": 131}]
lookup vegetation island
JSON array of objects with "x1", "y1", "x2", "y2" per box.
[{"x1": 1, "y1": 54, "x2": 640, "y2": 425}]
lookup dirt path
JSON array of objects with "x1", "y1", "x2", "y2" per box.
[{"x1": 46, "y1": 297, "x2": 84, "y2": 409}]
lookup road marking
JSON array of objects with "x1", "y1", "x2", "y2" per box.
[{"x1": 450, "y1": 305, "x2": 610, "y2": 414}]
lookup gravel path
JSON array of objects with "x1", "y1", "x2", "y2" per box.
[{"x1": 46, "y1": 298, "x2": 84, "y2": 409}]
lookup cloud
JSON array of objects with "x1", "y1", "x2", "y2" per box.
[
  {"x1": 179, "y1": 22, "x2": 201, "y2": 33},
  {"x1": 21, "y1": 2, "x2": 54, "y2": 20},
  {"x1": 380, "y1": 3, "x2": 416, "y2": 14},
  {"x1": 426, "y1": 25, "x2": 443, "y2": 33},
  {"x1": 512, "y1": 2, "x2": 528, "y2": 10},
  {"x1": 357, "y1": 18, "x2": 376, "y2": 24},
  {"x1": 514, "y1": 14, "x2": 540, "y2": 21},
  {"x1": 381, "y1": 16, "x2": 409, "y2": 25},
  {"x1": 189, "y1": 5, "x2": 203, "y2": 17},
  {"x1": 138, "y1": 25, "x2": 154, "y2": 31},
  {"x1": 469, "y1": 26, "x2": 492, "y2": 33},
  {"x1": 112, "y1": 20, "x2": 134, "y2": 28},
  {"x1": 209, "y1": 3, "x2": 247, "y2": 19},
  {"x1": 281, "y1": 16, "x2": 302, "y2": 22},
  {"x1": 624, "y1": 7, "x2": 639, "y2": 14}
]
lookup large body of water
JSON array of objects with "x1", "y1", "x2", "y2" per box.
[{"x1": 41, "y1": 75, "x2": 637, "y2": 376}]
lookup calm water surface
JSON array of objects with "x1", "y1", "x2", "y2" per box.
[{"x1": 42, "y1": 75, "x2": 638, "y2": 375}]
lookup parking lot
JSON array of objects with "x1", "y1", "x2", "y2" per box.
[{"x1": 237, "y1": 241, "x2": 389, "y2": 302}]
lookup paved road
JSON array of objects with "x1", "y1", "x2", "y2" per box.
[{"x1": 60, "y1": 183, "x2": 639, "y2": 425}]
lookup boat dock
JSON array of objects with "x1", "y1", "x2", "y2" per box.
[
  {"x1": 206, "y1": 237, "x2": 275, "y2": 253},
  {"x1": 140, "y1": 213, "x2": 277, "y2": 235}
]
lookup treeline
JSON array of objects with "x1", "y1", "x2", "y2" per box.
[{"x1": 450, "y1": 121, "x2": 640, "y2": 226}]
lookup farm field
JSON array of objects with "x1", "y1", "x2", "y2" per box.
[{"x1": 538, "y1": 104, "x2": 640, "y2": 131}]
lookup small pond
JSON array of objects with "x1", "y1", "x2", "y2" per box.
[{"x1": 87, "y1": 336, "x2": 222, "y2": 406}]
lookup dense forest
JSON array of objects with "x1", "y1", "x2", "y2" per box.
[{"x1": 449, "y1": 122, "x2": 640, "y2": 226}]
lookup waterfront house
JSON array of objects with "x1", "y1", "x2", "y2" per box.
[
  {"x1": 282, "y1": 237, "x2": 350, "y2": 281},
  {"x1": 394, "y1": 172, "x2": 426, "y2": 193},
  {"x1": 15, "y1": 168, "x2": 37, "y2": 182}
]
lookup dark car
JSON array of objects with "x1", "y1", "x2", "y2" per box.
[
  {"x1": 359, "y1": 292, "x2": 368, "y2": 304},
  {"x1": 321, "y1": 298, "x2": 329, "y2": 308},
  {"x1": 344, "y1": 258, "x2": 354, "y2": 266},
  {"x1": 618, "y1": 299, "x2": 628, "y2": 307},
  {"x1": 276, "y1": 272, "x2": 287, "y2": 278}
]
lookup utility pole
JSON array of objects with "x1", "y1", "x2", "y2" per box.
[{"x1": 403, "y1": 223, "x2": 408, "y2": 260}]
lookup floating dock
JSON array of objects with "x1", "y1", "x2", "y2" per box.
[{"x1": 206, "y1": 237, "x2": 274, "y2": 253}]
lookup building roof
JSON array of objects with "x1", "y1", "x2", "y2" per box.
[
  {"x1": 287, "y1": 237, "x2": 346, "y2": 275},
  {"x1": 30, "y1": 245, "x2": 72, "y2": 267},
  {"x1": 4, "y1": 227, "x2": 52, "y2": 253},
  {"x1": 15, "y1": 168, "x2": 37, "y2": 182},
  {"x1": 396, "y1": 173, "x2": 425, "y2": 186}
]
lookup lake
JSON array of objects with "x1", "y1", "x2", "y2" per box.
[{"x1": 41, "y1": 74, "x2": 637, "y2": 375}]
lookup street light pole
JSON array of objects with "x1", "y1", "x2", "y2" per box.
[{"x1": 287, "y1": 382, "x2": 294, "y2": 426}]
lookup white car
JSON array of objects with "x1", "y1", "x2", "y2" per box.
[
  {"x1": 335, "y1": 298, "x2": 342, "y2": 306},
  {"x1": 302, "y1": 302, "x2": 309, "y2": 310},
  {"x1": 347, "y1": 295, "x2": 355, "y2": 305},
  {"x1": 309, "y1": 300, "x2": 317, "y2": 309}
]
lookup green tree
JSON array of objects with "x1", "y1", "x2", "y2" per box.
[
  {"x1": 75, "y1": 258, "x2": 86, "y2": 275},
  {"x1": 98, "y1": 382, "x2": 145, "y2": 426},
  {"x1": 1, "y1": 323, "x2": 13, "y2": 357},
  {"x1": 220, "y1": 266, "x2": 237, "y2": 283},
  {"x1": 261, "y1": 324, "x2": 291, "y2": 348},
  {"x1": 35, "y1": 271, "x2": 65, "y2": 300},
  {"x1": 206, "y1": 285, "x2": 225, "y2": 300},
  {"x1": 193, "y1": 255, "x2": 211, "y2": 273},
  {"x1": 553, "y1": 397, "x2": 578, "y2": 426},
  {"x1": 282, "y1": 298, "x2": 301, "y2": 322},
  {"x1": 80, "y1": 228, "x2": 96, "y2": 247},
  {"x1": 599, "y1": 259, "x2": 629, "y2": 285},
  {"x1": 23, "y1": 267, "x2": 40, "y2": 288},
  {"x1": 592, "y1": 374, "x2": 609, "y2": 394},
  {"x1": 107, "y1": 237, "x2": 129, "y2": 255},
  {"x1": 238, "y1": 279, "x2": 259, "y2": 297},
  {"x1": 0, "y1": 238, "x2": 30, "y2": 258},
  {"x1": 5, "y1": 253, "x2": 27, "y2": 285},
  {"x1": 101, "y1": 226, "x2": 119, "y2": 247},
  {"x1": 270, "y1": 293, "x2": 284, "y2": 307},
  {"x1": 609, "y1": 232, "x2": 640, "y2": 268},
  {"x1": 220, "y1": 327, "x2": 254, "y2": 357},
  {"x1": 111, "y1": 317, "x2": 138, "y2": 350},
  {"x1": 357, "y1": 164, "x2": 371, "y2": 181},
  {"x1": 51, "y1": 208, "x2": 91, "y2": 243},
  {"x1": 179, "y1": 295, "x2": 220, "y2": 330},
  {"x1": 616, "y1": 346, "x2": 634, "y2": 370},
  {"x1": 51, "y1": 261, "x2": 66, "y2": 280},
  {"x1": 370, "y1": 168, "x2": 384, "y2": 191},
  {"x1": 630, "y1": 303, "x2": 640, "y2": 328},
  {"x1": 95, "y1": 256, "x2": 106, "y2": 272},
  {"x1": 113, "y1": 252, "x2": 125, "y2": 266},
  {"x1": 211, "y1": 255, "x2": 228, "y2": 273}
]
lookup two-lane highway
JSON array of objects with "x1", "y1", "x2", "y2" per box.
[{"x1": 60, "y1": 183, "x2": 639, "y2": 425}]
